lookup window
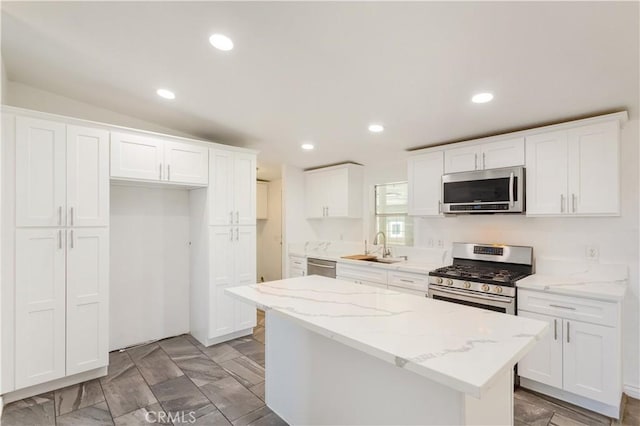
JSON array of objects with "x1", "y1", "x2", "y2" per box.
[{"x1": 374, "y1": 182, "x2": 413, "y2": 246}]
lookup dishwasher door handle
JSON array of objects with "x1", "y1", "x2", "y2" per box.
[{"x1": 307, "y1": 262, "x2": 335, "y2": 269}]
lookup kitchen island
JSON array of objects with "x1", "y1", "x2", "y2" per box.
[{"x1": 227, "y1": 275, "x2": 548, "y2": 425}]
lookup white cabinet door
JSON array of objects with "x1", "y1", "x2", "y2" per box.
[
  {"x1": 235, "y1": 226, "x2": 257, "y2": 330},
  {"x1": 482, "y1": 137, "x2": 525, "y2": 169},
  {"x1": 256, "y1": 182, "x2": 268, "y2": 220},
  {"x1": 209, "y1": 227, "x2": 235, "y2": 338},
  {"x1": 164, "y1": 141, "x2": 208, "y2": 185},
  {"x1": 444, "y1": 145, "x2": 479, "y2": 173},
  {"x1": 563, "y1": 320, "x2": 618, "y2": 404},
  {"x1": 517, "y1": 311, "x2": 563, "y2": 389},
  {"x1": 66, "y1": 126, "x2": 109, "y2": 227},
  {"x1": 525, "y1": 131, "x2": 568, "y2": 215},
  {"x1": 305, "y1": 171, "x2": 326, "y2": 218},
  {"x1": 408, "y1": 151, "x2": 444, "y2": 216},
  {"x1": 15, "y1": 229, "x2": 66, "y2": 389},
  {"x1": 567, "y1": 122, "x2": 619, "y2": 216},
  {"x1": 209, "y1": 150, "x2": 235, "y2": 226},
  {"x1": 233, "y1": 153, "x2": 257, "y2": 225},
  {"x1": 325, "y1": 167, "x2": 349, "y2": 217},
  {"x1": 15, "y1": 117, "x2": 66, "y2": 227},
  {"x1": 110, "y1": 132, "x2": 164, "y2": 181},
  {"x1": 66, "y1": 228, "x2": 109, "y2": 375}
]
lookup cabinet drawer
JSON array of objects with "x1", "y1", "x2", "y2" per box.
[
  {"x1": 336, "y1": 264, "x2": 388, "y2": 284},
  {"x1": 388, "y1": 271, "x2": 429, "y2": 293},
  {"x1": 518, "y1": 289, "x2": 618, "y2": 327},
  {"x1": 289, "y1": 256, "x2": 306, "y2": 269}
]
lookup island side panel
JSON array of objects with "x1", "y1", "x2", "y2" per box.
[
  {"x1": 265, "y1": 310, "x2": 465, "y2": 425},
  {"x1": 464, "y1": 368, "x2": 513, "y2": 425}
]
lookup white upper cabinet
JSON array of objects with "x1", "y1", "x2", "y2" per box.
[
  {"x1": 110, "y1": 132, "x2": 164, "y2": 181},
  {"x1": 526, "y1": 120, "x2": 620, "y2": 216},
  {"x1": 209, "y1": 150, "x2": 256, "y2": 226},
  {"x1": 111, "y1": 132, "x2": 209, "y2": 186},
  {"x1": 408, "y1": 151, "x2": 444, "y2": 216},
  {"x1": 444, "y1": 137, "x2": 524, "y2": 173},
  {"x1": 304, "y1": 164, "x2": 363, "y2": 218},
  {"x1": 164, "y1": 141, "x2": 209, "y2": 185},
  {"x1": 66, "y1": 126, "x2": 110, "y2": 227},
  {"x1": 16, "y1": 117, "x2": 66, "y2": 227},
  {"x1": 65, "y1": 228, "x2": 109, "y2": 375},
  {"x1": 256, "y1": 181, "x2": 268, "y2": 220}
]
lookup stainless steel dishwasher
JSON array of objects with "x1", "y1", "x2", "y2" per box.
[{"x1": 306, "y1": 258, "x2": 337, "y2": 278}]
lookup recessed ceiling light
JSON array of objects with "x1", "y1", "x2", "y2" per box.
[
  {"x1": 301, "y1": 143, "x2": 315, "y2": 151},
  {"x1": 471, "y1": 92, "x2": 494, "y2": 104},
  {"x1": 368, "y1": 124, "x2": 384, "y2": 133},
  {"x1": 156, "y1": 88, "x2": 175, "y2": 100},
  {"x1": 209, "y1": 34, "x2": 234, "y2": 51}
]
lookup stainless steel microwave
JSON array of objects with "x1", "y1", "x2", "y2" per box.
[{"x1": 441, "y1": 166, "x2": 525, "y2": 214}]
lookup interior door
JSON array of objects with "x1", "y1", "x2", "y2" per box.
[
  {"x1": 110, "y1": 132, "x2": 164, "y2": 181},
  {"x1": 209, "y1": 150, "x2": 234, "y2": 226},
  {"x1": 209, "y1": 226, "x2": 235, "y2": 338},
  {"x1": 525, "y1": 131, "x2": 568, "y2": 215},
  {"x1": 563, "y1": 320, "x2": 618, "y2": 404},
  {"x1": 567, "y1": 122, "x2": 619, "y2": 215},
  {"x1": 15, "y1": 229, "x2": 66, "y2": 389},
  {"x1": 517, "y1": 311, "x2": 563, "y2": 388},
  {"x1": 482, "y1": 137, "x2": 525, "y2": 169},
  {"x1": 15, "y1": 116, "x2": 66, "y2": 227},
  {"x1": 233, "y1": 153, "x2": 257, "y2": 225},
  {"x1": 164, "y1": 141, "x2": 209, "y2": 185},
  {"x1": 408, "y1": 151, "x2": 444, "y2": 216},
  {"x1": 444, "y1": 145, "x2": 479, "y2": 173},
  {"x1": 66, "y1": 125, "x2": 109, "y2": 227},
  {"x1": 66, "y1": 228, "x2": 109, "y2": 375},
  {"x1": 235, "y1": 226, "x2": 257, "y2": 330}
]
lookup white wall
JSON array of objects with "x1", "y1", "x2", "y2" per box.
[
  {"x1": 363, "y1": 120, "x2": 640, "y2": 395},
  {"x1": 3, "y1": 81, "x2": 199, "y2": 139},
  {"x1": 109, "y1": 185, "x2": 191, "y2": 350},
  {"x1": 257, "y1": 180, "x2": 283, "y2": 282}
]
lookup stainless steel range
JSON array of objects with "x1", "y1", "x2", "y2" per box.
[{"x1": 428, "y1": 242, "x2": 533, "y2": 315}]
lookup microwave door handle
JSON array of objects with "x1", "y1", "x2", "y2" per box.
[{"x1": 509, "y1": 172, "x2": 515, "y2": 207}]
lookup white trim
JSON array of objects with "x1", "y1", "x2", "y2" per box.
[
  {"x1": 201, "y1": 328, "x2": 254, "y2": 347},
  {"x1": 1, "y1": 366, "x2": 107, "y2": 406},
  {"x1": 1, "y1": 105, "x2": 259, "y2": 155},
  {"x1": 624, "y1": 384, "x2": 640, "y2": 399},
  {"x1": 409, "y1": 111, "x2": 629, "y2": 156}
]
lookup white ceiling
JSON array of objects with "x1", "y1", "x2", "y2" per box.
[{"x1": 2, "y1": 1, "x2": 638, "y2": 180}]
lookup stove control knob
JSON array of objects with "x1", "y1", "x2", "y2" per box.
[
  {"x1": 435, "y1": 277, "x2": 443, "y2": 284},
  {"x1": 481, "y1": 284, "x2": 490, "y2": 292},
  {"x1": 446, "y1": 279, "x2": 453, "y2": 286},
  {"x1": 495, "y1": 286, "x2": 503, "y2": 294},
  {"x1": 464, "y1": 281, "x2": 471, "y2": 289}
]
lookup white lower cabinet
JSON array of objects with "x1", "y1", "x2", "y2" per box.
[
  {"x1": 15, "y1": 227, "x2": 109, "y2": 389},
  {"x1": 288, "y1": 255, "x2": 306, "y2": 278},
  {"x1": 518, "y1": 289, "x2": 622, "y2": 415}
]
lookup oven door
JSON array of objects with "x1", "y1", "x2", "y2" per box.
[
  {"x1": 428, "y1": 285, "x2": 515, "y2": 315},
  {"x1": 442, "y1": 166, "x2": 524, "y2": 214}
]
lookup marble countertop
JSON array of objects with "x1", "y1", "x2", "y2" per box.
[
  {"x1": 289, "y1": 251, "x2": 442, "y2": 275},
  {"x1": 516, "y1": 269, "x2": 627, "y2": 302},
  {"x1": 227, "y1": 275, "x2": 548, "y2": 398}
]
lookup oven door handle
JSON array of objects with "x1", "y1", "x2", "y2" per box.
[
  {"x1": 509, "y1": 171, "x2": 515, "y2": 207},
  {"x1": 429, "y1": 286, "x2": 513, "y2": 306}
]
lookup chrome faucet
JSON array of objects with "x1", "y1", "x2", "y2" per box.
[{"x1": 373, "y1": 232, "x2": 391, "y2": 258}]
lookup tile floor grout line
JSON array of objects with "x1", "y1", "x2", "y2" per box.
[{"x1": 96, "y1": 377, "x2": 115, "y2": 425}]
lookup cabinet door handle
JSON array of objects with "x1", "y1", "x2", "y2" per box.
[
  {"x1": 159, "y1": 164, "x2": 163, "y2": 180},
  {"x1": 235, "y1": 227, "x2": 239, "y2": 241},
  {"x1": 482, "y1": 152, "x2": 486, "y2": 169},
  {"x1": 70, "y1": 230, "x2": 74, "y2": 249},
  {"x1": 70, "y1": 206, "x2": 74, "y2": 226},
  {"x1": 572, "y1": 193, "x2": 577, "y2": 213},
  {"x1": 167, "y1": 164, "x2": 171, "y2": 181},
  {"x1": 560, "y1": 194, "x2": 565, "y2": 213},
  {"x1": 566, "y1": 321, "x2": 570, "y2": 343},
  {"x1": 438, "y1": 200, "x2": 442, "y2": 213},
  {"x1": 509, "y1": 172, "x2": 515, "y2": 207},
  {"x1": 400, "y1": 279, "x2": 415, "y2": 283},
  {"x1": 326, "y1": 206, "x2": 329, "y2": 217},
  {"x1": 474, "y1": 153, "x2": 478, "y2": 170},
  {"x1": 58, "y1": 206, "x2": 63, "y2": 226},
  {"x1": 229, "y1": 212, "x2": 234, "y2": 224},
  {"x1": 58, "y1": 229, "x2": 62, "y2": 249},
  {"x1": 554, "y1": 318, "x2": 557, "y2": 340},
  {"x1": 230, "y1": 228, "x2": 233, "y2": 241},
  {"x1": 236, "y1": 211, "x2": 239, "y2": 224},
  {"x1": 549, "y1": 304, "x2": 576, "y2": 311}
]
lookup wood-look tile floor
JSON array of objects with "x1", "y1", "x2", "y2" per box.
[{"x1": 2, "y1": 309, "x2": 638, "y2": 425}]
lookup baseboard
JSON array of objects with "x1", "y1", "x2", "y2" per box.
[
  {"x1": 204, "y1": 328, "x2": 254, "y2": 347},
  {"x1": 1, "y1": 366, "x2": 107, "y2": 406},
  {"x1": 520, "y1": 377, "x2": 621, "y2": 419},
  {"x1": 624, "y1": 384, "x2": 640, "y2": 399}
]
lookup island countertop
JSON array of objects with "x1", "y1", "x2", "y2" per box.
[{"x1": 227, "y1": 275, "x2": 548, "y2": 398}]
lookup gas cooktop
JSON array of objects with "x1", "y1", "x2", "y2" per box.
[{"x1": 429, "y1": 264, "x2": 529, "y2": 286}]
